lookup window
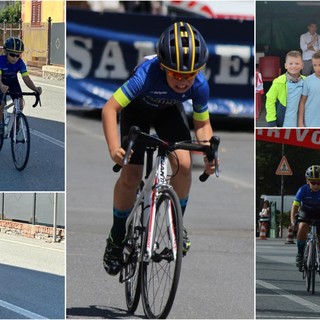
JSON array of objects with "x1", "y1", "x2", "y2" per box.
[{"x1": 31, "y1": 0, "x2": 41, "y2": 26}]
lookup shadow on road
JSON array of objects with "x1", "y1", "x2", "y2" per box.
[{"x1": 67, "y1": 305, "x2": 146, "y2": 319}]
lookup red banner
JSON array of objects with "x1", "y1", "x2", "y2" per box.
[{"x1": 256, "y1": 129, "x2": 320, "y2": 150}]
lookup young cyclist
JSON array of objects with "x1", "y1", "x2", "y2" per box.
[
  {"x1": 101, "y1": 21, "x2": 216, "y2": 276},
  {"x1": 0, "y1": 37, "x2": 42, "y2": 131},
  {"x1": 290, "y1": 165, "x2": 320, "y2": 270},
  {"x1": 298, "y1": 51, "x2": 320, "y2": 127},
  {"x1": 265, "y1": 51, "x2": 305, "y2": 127}
]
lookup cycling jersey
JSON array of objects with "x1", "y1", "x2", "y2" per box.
[
  {"x1": 0, "y1": 54, "x2": 28, "y2": 98},
  {"x1": 293, "y1": 184, "x2": 320, "y2": 212},
  {"x1": 113, "y1": 56, "x2": 210, "y2": 121}
]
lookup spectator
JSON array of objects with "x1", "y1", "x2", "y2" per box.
[
  {"x1": 265, "y1": 51, "x2": 305, "y2": 127},
  {"x1": 298, "y1": 51, "x2": 320, "y2": 127},
  {"x1": 300, "y1": 22, "x2": 319, "y2": 76}
]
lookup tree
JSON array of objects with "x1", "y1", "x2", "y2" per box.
[{"x1": 0, "y1": 1, "x2": 21, "y2": 24}]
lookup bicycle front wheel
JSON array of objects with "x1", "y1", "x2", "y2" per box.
[
  {"x1": 304, "y1": 240, "x2": 316, "y2": 293},
  {"x1": 141, "y1": 188, "x2": 183, "y2": 319},
  {"x1": 11, "y1": 113, "x2": 30, "y2": 170},
  {"x1": 311, "y1": 241, "x2": 316, "y2": 295}
]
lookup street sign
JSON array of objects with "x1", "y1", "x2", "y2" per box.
[{"x1": 276, "y1": 156, "x2": 293, "y2": 175}]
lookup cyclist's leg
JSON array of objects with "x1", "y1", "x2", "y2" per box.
[
  {"x1": 104, "y1": 100, "x2": 152, "y2": 275},
  {"x1": 9, "y1": 79, "x2": 22, "y2": 105},
  {"x1": 154, "y1": 105, "x2": 192, "y2": 254},
  {"x1": 296, "y1": 210, "x2": 310, "y2": 268},
  {"x1": 111, "y1": 164, "x2": 144, "y2": 243},
  {"x1": 154, "y1": 105, "x2": 192, "y2": 208}
]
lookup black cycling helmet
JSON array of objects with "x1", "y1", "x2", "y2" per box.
[
  {"x1": 4, "y1": 37, "x2": 24, "y2": 53},
  {"x1": 305, "y1": 165, "x2": 320, "y2": 179},
  {"x1": 157, "y1": 21, "x2": 209, "y2": 73}
]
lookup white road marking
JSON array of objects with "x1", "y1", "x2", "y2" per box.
[
  {"x1": 257, "y1": 279, "x2": 320, "y2": 313},
  {"x1": 30, "y1": 129, "x2": 64, "y2": 148},
  {"x1": 0, "y1": 237, "x2": 64, "y2": 253},
  {"x1": 0, "y1": 299, "x2": 48, "y2": 319}
]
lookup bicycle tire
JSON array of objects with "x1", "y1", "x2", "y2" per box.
[
  {"x1": 311, "y1": 241, "x2": 316, "y2": 295},
  {"x1": 305, "y1": 241, "x2": 314, "y2": 293},
  {"x1": 124, "y1": 205, "x2": 143, "y2": 313},
  {"x1": 140, "y1": 188, "x2": 183, "y2": 319},
  {"x1": 11, "y1": 113, "x2": 30, "y2": 170}
]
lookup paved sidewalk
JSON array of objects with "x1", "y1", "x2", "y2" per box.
[{"x1": 0, "y1": 231, "x2": 65, "y2": 275}]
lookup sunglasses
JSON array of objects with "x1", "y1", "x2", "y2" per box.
[
  {"x1": 309, "y1": 181, "x2": 320, "y2": 186},
  {"x1": 8, "y1": 53, "x2": 20, "y2": 58},
  {"x1": 166, "y1": 70, "x2": 198, "y2": 81}
]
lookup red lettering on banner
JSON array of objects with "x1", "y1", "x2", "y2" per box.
[{"x1": 256, "y1": 129, "x2": 320, "y2": 150}]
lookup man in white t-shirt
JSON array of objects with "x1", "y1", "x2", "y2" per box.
[{"x1": 300, "y1": 22, "x2": 319, "y2": 76}]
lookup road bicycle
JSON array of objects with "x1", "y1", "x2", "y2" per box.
[
  {"x1": 112, "y1": 126, "x2": 220, "y2": 319},
  {"x1": 299, "y1": 217, "x2": 320, "y2": 295},
  {"x1": 0, "y1": 91, "x2": 41, "y2": 170}
]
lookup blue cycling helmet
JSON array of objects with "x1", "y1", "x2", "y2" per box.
[
  {"x1": 305, "y1": 165, "x2": 320, "y2": 179},
  {"x1": 157, "y1": 21, "x2": 209, "y2": 73},
  {"x1": 4, "y1": 37, "x2": 24, "y2": 53}
]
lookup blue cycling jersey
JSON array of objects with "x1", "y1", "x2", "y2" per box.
[
  {"x1": 294, "y1": 184, "x2": 320, "y2": 212},
  {"x1": 113, "y1": 56, "x2": 210, "y2": 121},
  {"x1": 0, "y1": 54, "x2": 28, "y2": 83}
]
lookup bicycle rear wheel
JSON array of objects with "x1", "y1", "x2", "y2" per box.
[
  {"x1": 11, "y1": 113, "x2": 30, "y2": 170},
  {"x1": 141, "y1": 188, "x2": 183, "y2": 319},
  {"x1": 124, "y1": 205, "x2": 143, "y2": 313}
]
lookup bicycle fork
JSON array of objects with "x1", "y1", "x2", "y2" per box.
[{"x1": 144, "y1": 156, "x2": 178, "y2": 263}]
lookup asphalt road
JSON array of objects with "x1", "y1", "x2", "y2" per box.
[
  {"x1": 256, "y1": 238, "x2": 320, "y2": 319},
  {"x1": 0, "y1": 232, "x2": 65, "y2": 319},
  {"x1": 0, "y1": 76, "x2": 65, "y2": 191},
  {"x1": 66, "y1": 112, "x2": 254, "y2": 319}
]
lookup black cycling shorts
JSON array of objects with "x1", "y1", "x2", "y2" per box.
[
  {"x1": 120, "y1": 99, "x2": 191, "y2": 165},
  {"x1": 0, "y1": 77, "x2": 22, "y2": 101},
  {"x1": 298, "y1": 208, "x2": 320, "y2": 229}
]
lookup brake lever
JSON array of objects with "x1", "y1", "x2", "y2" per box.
[
  {"x1": 199, "y1": 136, "x2": 220, "y2": 182},
  {"x1": 112, "y1": 126, "x2": 141, "y2": 172}
]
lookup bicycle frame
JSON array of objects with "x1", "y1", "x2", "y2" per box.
[
  {"x1": 124, "y1": 152, "x2": 177, "y2": 263},
  {"x1": 3, "y1": 98, "x2": 20, "y2": 139}
]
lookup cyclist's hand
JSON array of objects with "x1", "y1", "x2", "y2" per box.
[
  {"x1": 203, "y1": 156, "x2": 218, "y2": 175},
  {"x1": 111, "y1": 147, "x2": 133, "y2": 166},
  {"x1": 0, "y1": 84, "x2": 9, "y2": 94},
  {"x1": 36, "y1": 87, "x2": 42, "y2": 95}
]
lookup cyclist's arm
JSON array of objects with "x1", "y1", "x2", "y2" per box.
[
  {"x1": 22, "y1": 75, "x2": 42, "y2": 94},
  {"x1": 102, "y1": 95, "x2": 125, "y2": 165},
  {"x1": 290, "y1": 201, "x2": 300, "y2": 226},
  {"x1": 0, "y1": 73, "x2": 8, "y2": 94},
  {"x1": 193, "y1": 118, "x2": 216, "y2": 176},
  {"x1": 193, "y1": 118, "x2": 213, "y2": 142},
  {"x1": 298, "y1": 95, "x2": 307, "y2": 127}
]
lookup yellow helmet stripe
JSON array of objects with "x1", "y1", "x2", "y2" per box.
[
  {"x1": 174, "y1": 23, "x2": 180, "y2": 71},
  {"x1": 186, "y1": 22, "x2": 195, "y2": 72}
]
